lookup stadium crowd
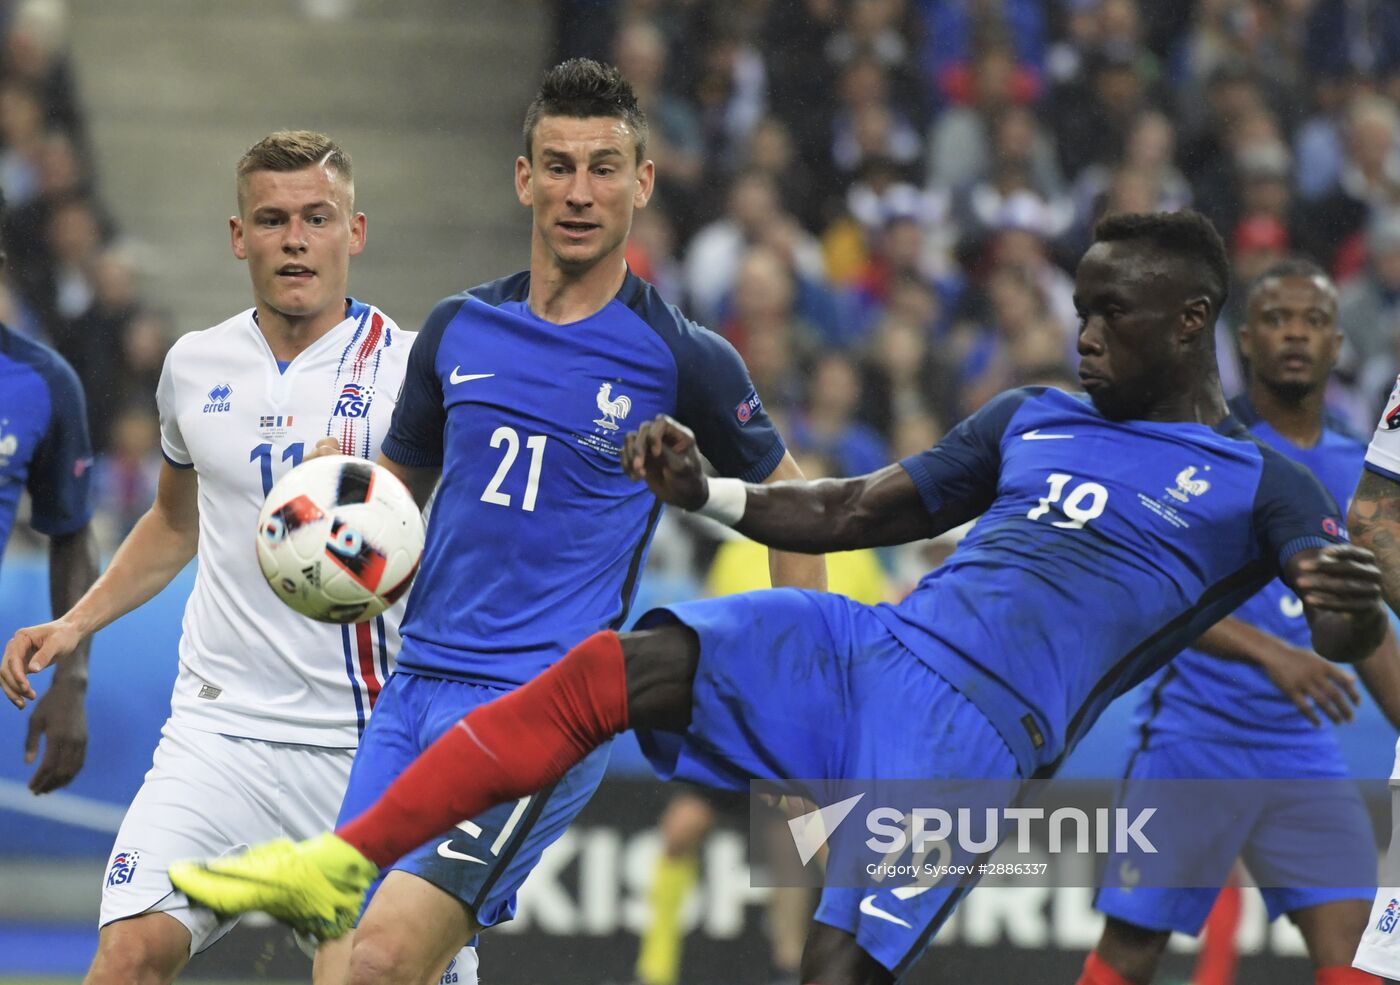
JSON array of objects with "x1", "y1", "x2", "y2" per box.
[
  {"x1": 553, "y1": 0, "x2": 1400, "y2": 488},
  {"x1": 8, "y1": 0, "x2": 1400, "y2": 585},
  {"x1": 0, "y1": 0, "x2": 169, "y2": 554}
]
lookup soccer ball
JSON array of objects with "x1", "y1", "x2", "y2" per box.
[{"x1": 255, "y1": 455, "x2": 425, "y2": 623}]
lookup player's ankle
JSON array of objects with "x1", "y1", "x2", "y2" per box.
[{"x1": 1077, "y1": 950, "x2": 1140, "y2": 985}]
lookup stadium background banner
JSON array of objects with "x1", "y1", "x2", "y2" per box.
[{"x1": 0, "y1": 557, "x2": 1395, "y2": 981}]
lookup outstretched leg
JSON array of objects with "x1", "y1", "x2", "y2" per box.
[{"x1": 338, "y1": 626, "x2": 698, "y2": 867}]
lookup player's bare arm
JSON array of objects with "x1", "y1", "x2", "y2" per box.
[
  {"x1": 1350, "y1": 470, "x2": 1400, "y2": 615},
  {"x1": 1283, "y1": 543, "x2": 1388, "y2": 662},
  {"x1": 623, "y1": 415, "x2": 950, "y2": 552},
  {"x1": 1352, "y1": 625, "x2": 1400, "y2": 731},
  {"x1": 375, "y1": 452, "x2": 441, "y2": 511},
  {"x1": 22, "y1": 524, "x2": 100, "y2": 793},
  {"x1": 1, "y1": 461, "x2": 199, "y2": 708},
  {"x1": 1193, "y1": 616, "x2": 1360, "y2": 726},
  {"x1": 758, "y1": 451, "x2": 828, "y2": 591}
]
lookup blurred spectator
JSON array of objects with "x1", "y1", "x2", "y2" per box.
[
  {"x1": 830, "y1": 56, "x2": 922, "y2": 182},
  {"x1": 859, "y1": 312, "x2": 951, "y2": 439},
  {"x1": 692, "y1": 27, "x2": 768, "y2": 180},
  {"x1": 919, "y1": 0, "x2": 1046, "y2": 106},
  {"x1": 1224, "y1": 214, "x2": 1289, "y2": 329},
  {"x1": 740, "y1": 115, "x2": 820, "y2": 230},
  {"x1": 927, "y1": 39, "x2": 1029, "y2": 192},
  {"x1": 1052, "y1": 41, "x2": 1156, "y2": 179},
  {"x1": 721, "y1": 245, "x2": 823, "y2": 414},
  {"x1": 0, "y1": 82, "x2": 46, "y2": 205},
  {"x1": 626, "y1": 207, "x2": 684, "y2": 303},
  {"x1": 1303, "y1": 0, "x2": 1400, "y2": 84},
  {"x1": 1300, "y1": 94, "x2": 1400, "y2": 270},
  {"x1": 825, "y1": 0, "x2": 923, "y2": 114},
  {"x1": 684, "y1": 171, "x2": 822, "y2": 325},
  {"x1": 1, "y1": 0, "x2": 88, "y2": 160},
  {"x1": 1339, "y1": 213, "x2": 1400, "y2": 403},
  {"x1": 614, "y1": 18, "x2": 704, "y2": 231},
  {"x1": 92, "y1": 403, "x2": 160, "y2": 548},
  {"x1": 1071, "y1": 109, "x2": 1190, "y2": 246},
  {"x1": 954, "y1": 265, "x2": 1069, "y2": 416},
  {"x1": 788, "y1": 351, "x2": 890, "y2": 478},
  {"x1": 55, "y1": 245, "x2": 138, "y2": 451}
]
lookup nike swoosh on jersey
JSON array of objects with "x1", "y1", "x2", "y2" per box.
[
  {"x1": 449, "y1": 368, "x2": 495, "y2": 384},
  {"x1": 436, "y1": 841, "x2": 488, "y2": 864},
  {"x1": 1021, "y1": 429, "x2": 1074, "y2": 440},
  {"x1": 859, "y1": 894, "x2": 913, "y2": 929}
]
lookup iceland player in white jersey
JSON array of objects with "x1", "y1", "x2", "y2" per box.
[
  {"x1": 1351, "y1": 382, "x2": 1400, "y2": 983},
  {"x1": 0, "y1": 131, "x2": 465, "y2": 985}
]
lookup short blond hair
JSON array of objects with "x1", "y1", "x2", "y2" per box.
[{"x1": 235, "y1": 130, "x2": 353, "y2": 211}]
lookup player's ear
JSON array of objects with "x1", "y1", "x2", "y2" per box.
[
  {"x1": 348, "y1": 212, "x2": 367, "y2": 257},
  {"x1": 634, "y1": 158, "x2": 655, "y2": 209},
  {"x1": 230, "y1": 216, "x2": 247, "y2": 260},
  {"x1": 516, "y1": 156, "x2": 533, "y2": 208},
  {"x1": 1178, "y1": 295, "x2": 1210, "y2": 346},
  {"x1": 1237, "y1": 322, "x2": 1255, "y2": 363}
]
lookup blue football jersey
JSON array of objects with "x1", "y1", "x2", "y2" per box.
[
  {"x1": 879, "y1": 387, "x2": 1346, "y2": 778},
  {"x1": 0, "y1": 324, "x2": 94, "y2": 563},
  {"x1": 384, "y1": 271, "x2": 785, "y2": 685},
  {"x1": 1130, "y1": 396, "x2": 1366, "y2": 748}
]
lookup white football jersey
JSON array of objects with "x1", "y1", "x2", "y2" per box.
[
  {"x1": 156, "y1": 301, "x2": 413, "y2": 746},
  {"x1": 1368, "y1": 376, "x2": 1400, "y2": 477}
]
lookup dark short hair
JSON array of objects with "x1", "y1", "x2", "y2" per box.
[
  {"x1": 1245, "y1": 256, "x2": 1333, "y2": 307},
  {"x1": 1093, "y1": 210, "x2": 1230, "y2": 317},
  {"x1": 522, "y1": 58, "x2": 649, "y2": 165}
]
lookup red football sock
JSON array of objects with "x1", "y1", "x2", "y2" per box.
[
  {"x1": 337, "y1": 630, "x2": 629, "y2": 867},
  {"x1": 1076, "y1": 951, "x2": 1137, "y2": 985},
  {"x1": 1316, "y1": 966, "x2": 1380, "y2": 984},
  {"x1": 1193, "y1": 877, "x2": 1242, "y2": 985}
]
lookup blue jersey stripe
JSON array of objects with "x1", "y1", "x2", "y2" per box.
[
  {"x1": 375, "y1": 614, "x2": 389, "y2": 683},
  {"x1": 341, "y1": 623, "x2": 367, "y2": 735}
]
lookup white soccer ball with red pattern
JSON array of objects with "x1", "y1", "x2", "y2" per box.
[{"x1": 255, "y1": 455, "x2": 425, "y2": 623}]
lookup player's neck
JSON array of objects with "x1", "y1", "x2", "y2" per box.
[
  {"x1": 1141, "y1": 374, "x2": 1230, "y2": 425},
  {"x1": 527, "y1": 246, "x2": 628, "y2": 324},
  {"x1": 254, "y1": 299, "x2": 349, "y2": 362},
  {"x1": 1247, "y1": 379, "x2": 1324, "y2": 448}
]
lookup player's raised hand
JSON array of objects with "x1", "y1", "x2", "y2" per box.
[
  {"x1": 622, "y1": 415, "x2": 707, "y2": 510},
  {"x1": 24, "y1": 680, "x2": 86, "y2": 794},
  {"x1": 1257, "y1": 642, "x2": 1360, "y2": 727},
  {"x1": 1292, "y1": 544, "x2": 1385, "y2": 611},
  {"x1": 0, "y1": 620, "x2": 83, "y2": 709},
  {"x1": 304, "y1": 437, "x2": 343, "y2": 461}
]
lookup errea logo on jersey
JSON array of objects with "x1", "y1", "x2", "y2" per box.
[
  {"x1": 203, "y1": 383, "x2": 232, "y2": 414},
  {"x1": 334, "y1": 382, "x2": 370, "y2": 418}
]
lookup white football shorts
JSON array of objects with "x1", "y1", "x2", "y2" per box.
[
  {"x1": 1355, "y1": 781, "x2": 1400, "y2": 980},
  {"x1": 99, "y1": 721, "x2": 353, "y2": 955}
]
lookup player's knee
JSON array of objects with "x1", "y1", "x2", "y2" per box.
[
  {"x1": 87, "y1": 917, "x2": 189, "y2": 985},
  {"x1": 348, "y1": 923, "x2": 440, "y2": 985},
  {"x1": 1092, "y1": 917, "x2": 1170, "y2": 983},
  {"x1": 622, "y1": 624, "x2": 700, "y2": 731},
  {"x1": 799, "y1": 923, "x2": 893, "y2": 985}
]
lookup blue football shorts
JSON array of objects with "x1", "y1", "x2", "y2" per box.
[
  {"x1": 1095, "y1": 735, "x2": 1373, "y2": 934},
  {"x1": 634, "y1": 587, "x2": 1020, "y2": 979},
  {"x1": 336, "y1": 666, "x2": 611, "y2": 929}
]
